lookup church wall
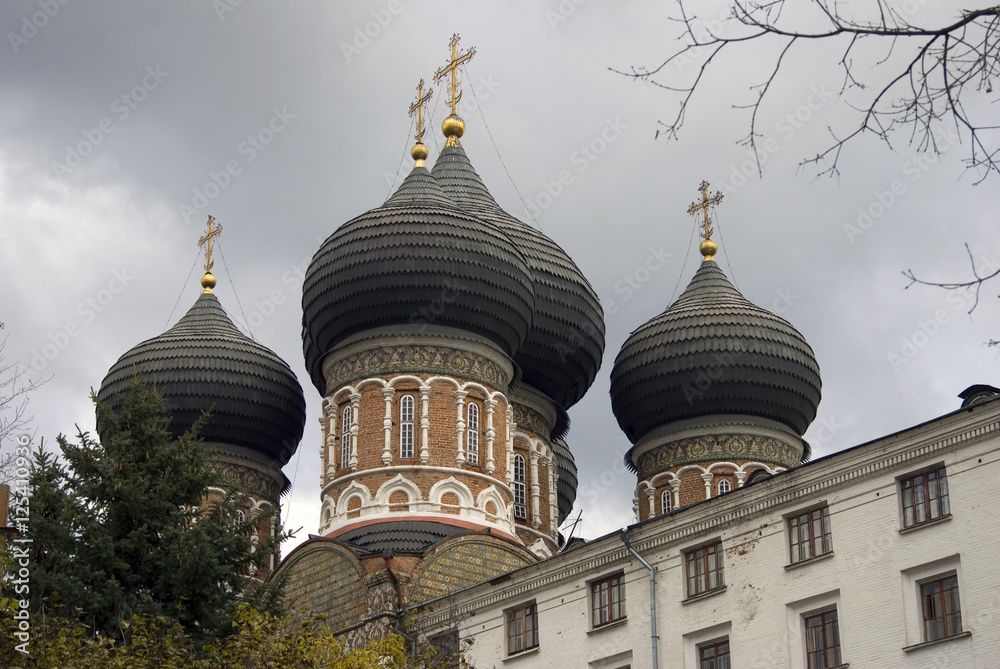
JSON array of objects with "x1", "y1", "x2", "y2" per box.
[{"x1": 412, "y1": 397, "x2": 1000, "y2": 668}]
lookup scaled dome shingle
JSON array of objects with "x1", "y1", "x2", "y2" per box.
[
  {"x1": 431, "y1": 143, "x2": 605, "y2": 410},
  {"x1": 610, "y1": 260, "x2": 821, "y2": 444},
  {"x1": 301, "y1": 165, "x2": 536, "y2": 396},
  {"x1": 97, "y1": 291, "x2": 307, "y2": 468}
]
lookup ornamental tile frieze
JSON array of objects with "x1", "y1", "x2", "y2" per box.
[
  {"x1": 212, "y1": 461, "x2": 281, "y2": 501},
  {"x1": 512, "y1": 403, "x2": 550, "y2": 437},
  {"x1": 331, "y1": 344, "x2": 506, "y2": 388},
  {"x1": 637, "y1": 434, "x2": 800, "y2": 480}
]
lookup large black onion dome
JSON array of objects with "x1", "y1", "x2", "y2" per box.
[
  {"x1": 302, "y1": 165, "x2": 535, "y2": 396},
  {"x1": 552, "y1": 438, "x2": 577, "y2": 525},
  {"x1": 610, "y1": 260, "x2": 821, "y2": 445},
  {"x1": 432, "y1": 143, "x2": 605, "y2": 409},
  {"x1": 98, "y1": 292, "x2": 307, "y2": 467}
]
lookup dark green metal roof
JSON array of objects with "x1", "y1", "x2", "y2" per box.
[
  {"x1": 335, "y1": 520, "x2": 469, "y2": 555},
  {"x1": 98, "y1": 292, "x2": 306, "y2": 468},
  {"x1": 552, "y1": 437, "x2": 577, "y2": 525},
  {"x1": 610, "y1": 260, "x2": 821, "y2": 444},
  {"x1": 431, "y1": 142, "x2": 605, "y2": 411},
  {"x1": 301, "y1": 165, "x2": 536, "y2": 397}
]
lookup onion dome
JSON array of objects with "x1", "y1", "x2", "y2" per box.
[
  {"x1": 98, "y1": 281, "x2": 307, "y2": 468},
  {"x1": 301, "y1": 159, "x2": 536, "y2": 396},
  {"x1": 610, "y1": 258, "x2": 821, "y2": 446},
  {"x1": 552, "y1": 438, "x2": 577, "y2": 525},
  {"x1": 431, "y1": 117, "x2": 605, "y2": 410}
]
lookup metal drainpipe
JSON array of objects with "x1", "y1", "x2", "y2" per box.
[{"x1": 621, "y1": 530, "x2": 658, "y2": 669}]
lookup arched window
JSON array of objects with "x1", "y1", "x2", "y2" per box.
[
  {"x1": 718, "y1": 479, "x2": 732, "y2": 495},
  {"x1": 661, "y1": 489, "x2": 672, "y2": 514},
  {"x1": 341, "y1": 405, "x2": 352, "y2": 469},
  {"x1": 466, "y1": 402, "x2": 480, "y2": 465},
  {"x1": 399, "y1": 395, "x2": 414, "y2": 459},
  {"x1": 513, "y1": 454, "x2": 527, "y2": 520},
  {"x1": 236, "y1": 509, "x2": 246, "y2": 524}
]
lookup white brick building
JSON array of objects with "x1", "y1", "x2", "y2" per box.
[{"x1": 413, "y1": 387, "x2": 1000, "y2": 668}]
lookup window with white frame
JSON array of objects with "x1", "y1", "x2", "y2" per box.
[
  {"x1": 718, "y1": 479, "x2": 731, "y2": 495},
  {"x1": 399, "y1": 394, "x2": 414, "y2": 459},
  {"x1": 513, "y1": 454, "x2": 527, "y2": 520},
  {"x1": 340, "y1": 405, "x2": 352, "y2": 469},
  {"x1": 900, "y1": 465, "x2": 950, "y2": 528},
  {"x1": 661, "y1": 489, "x2": 672, "y2": 514},
  {"x1": 466, "y1": 402, "x2": 479, "y2": 465}
]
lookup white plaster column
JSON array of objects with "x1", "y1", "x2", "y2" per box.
[
  {"x1": 349, "y1": 392, "x2": 361, "y2": 471},
  {"x1": 506, "y1": 406, "x2": 515, "y2": 484},
  {"x1": 484, "y1": 398, "x2": 497, "y2": 474},
  {"x1": 646, "y1": 485, "x2": 657, "y2": 519},
  {"x1": 735, "y1": 470, "x2": 747, "y2": 487},
  {"x1": 701, "y1": 472, "x2": 714, "y2": 499},
  {"x1": 670, "y1": 478, "x2": 681, "y2": 510},
  {"x1": 529, "y1": 451, "x2": 541, "y2": 529},
  {"x1": 419, "y1": 387, "x2": 431, "y2": 465},
  {"x1": 381, "y1": 386, "x2": 395, "y2": 465},
  {"x1": 454, "y1": 390, "x2": 468, "y2": 466}
]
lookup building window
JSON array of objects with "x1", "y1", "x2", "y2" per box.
[
  {"x1": 685, "y1": 541, "x2": 725, "y2": 597},
  {"x1": 718, "y1": 479, "x2": 731, "y2": 495},
  {"x1": 901, "y1": 466, "x2": 950, "y2": 528},
  {"x1": 591, "y1": 573, "x2": 626, "y2": 628},
  {"x1": 788, "y1": 506, "x2": 833, "y2": 563},
  {"x1": 506, "y1": 601, "x2": 538, "y2": 655},
  {"x1": 921, "y1": 574, "x2": 962, "y2": 641},
  {"x1": 661, "y1": 489, "x2": 672, "y2": 514},
  {"x1": 804, "y1": 609, "x2": 842, "y2": 669},
  {"x1": 428, "y1": 628, "x2": 459, "y2": 668},
  {"x1": 513, "y1": 454, "x2": 527, "y2": 520},
  {"x1": 467, "y1": 402, "x2": 479, "y2": 465},
  {"x1": 399, "y1": 395, "x2": 414, "y2": 459},
  {"x1": 698, "y1": 638, "x2": 730, "y2": 669},
  {"x1": 340, "y1": 406, "x2": 352, "y2": 468}
]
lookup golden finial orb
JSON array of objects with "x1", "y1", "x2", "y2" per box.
[
  {"x1": 201, "y1": 272, "x2": 217, "y2": 293},
  {"x1": 442, "y1": 115, "x2": 465, "y2": 144},
  {"x1": 411, "y1": 142, "x2": 428, "y2": 166},
  {"x1": 699, "y1": 240, "x2": 718, "y2": 261}
]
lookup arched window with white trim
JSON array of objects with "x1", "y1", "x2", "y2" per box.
[
  {"x1": 513, "y1": 454, "x2": 527, "y2": 520},
  {"x1": 661, "y1": 489, "x2": 672, "y2": 514},
  {"x1": 399, "y1": 395, "x2": 414, "y2": 459},
  {"x1": 718, "y1": 479, "x2": 732, "y2": 495},
  {"x1": 467, "y1": 402, "x2": 480, "y2": 465},
  {"x1": 341, "y1": 405, "x2": 352, "y2": 469}
]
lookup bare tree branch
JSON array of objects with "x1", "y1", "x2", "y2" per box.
[
  {"x1": 902, "y1": 243, "x2": 1000, "y2": 313},
  {"x1": 1, "y1": 326, "x2": 48, "y2": 483},
  {"x1": 613, "y1": 1, "x2": 1000, "y2": 183}
]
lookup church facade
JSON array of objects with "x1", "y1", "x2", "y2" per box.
[{"x1": 93, "y1": 36, "x2": 999, "y2": 667}]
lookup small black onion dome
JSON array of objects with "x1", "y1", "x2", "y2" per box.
[
  {"x1": 432, "y1": 143, "x2": 605, "y2": 409},
  {"x1": 302, "y1": 165, "x2": 535, "y2": 396},
  {"x1": 610, "y1": 260, "x2": 821, "y2": 445},
  {"x1": 552, "y1": 438, "x2": 577, "y2": 525},
  {"x1": 97, "y1": 292, "x2": 306, "y2": 467}
]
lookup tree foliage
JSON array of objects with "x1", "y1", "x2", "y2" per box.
[
  {"x1": 0, "y1": 599, "x2": 466, "y2": 668},
  {"x1": 25, "y1": 378, "x2": 284, "y2": 646},
  {"x1": 616, "y1": 1, "x2": 1000, "y2": 183}
]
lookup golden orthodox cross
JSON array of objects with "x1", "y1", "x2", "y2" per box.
[
  {"x1": 434, "y1": 34, "x2": 476, "y2": 117},
  {"x1": 198, "y1": 215, "x2": 223, "y2": 273},
  {"x1": 687, "y1": 180, "x2": 724, "y2": 242},
  {"x1": 408, "y1": 79, "x2": 433, "y2": 145}
]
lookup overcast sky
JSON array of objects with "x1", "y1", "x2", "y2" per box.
[{"x1": 2, "y1": 1, "x2": 997, "y2": 551}]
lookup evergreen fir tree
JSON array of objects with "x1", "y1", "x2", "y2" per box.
[{"x1": 28, "y1": 378, "x2": 285, "y2": 645}]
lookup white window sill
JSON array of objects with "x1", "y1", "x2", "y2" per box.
[
  {"x1": 899, "y1": 514, "x2": 952, "y2": 535},
  {"x1": 903, "y1": 630, "x2": 971, "y2": 652},
  {"x1": 785, "y1": 550, "x2": 835, "y2": 571},
  {"x1": 682, "y1": 585, "x2": 727, "y2": 605},
  {"x1": 588, "y1": 618, "x2": 627, "y2": 635},
  {"x1": 504, "y1": 646, "x2": 540, "y2": 662}
]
